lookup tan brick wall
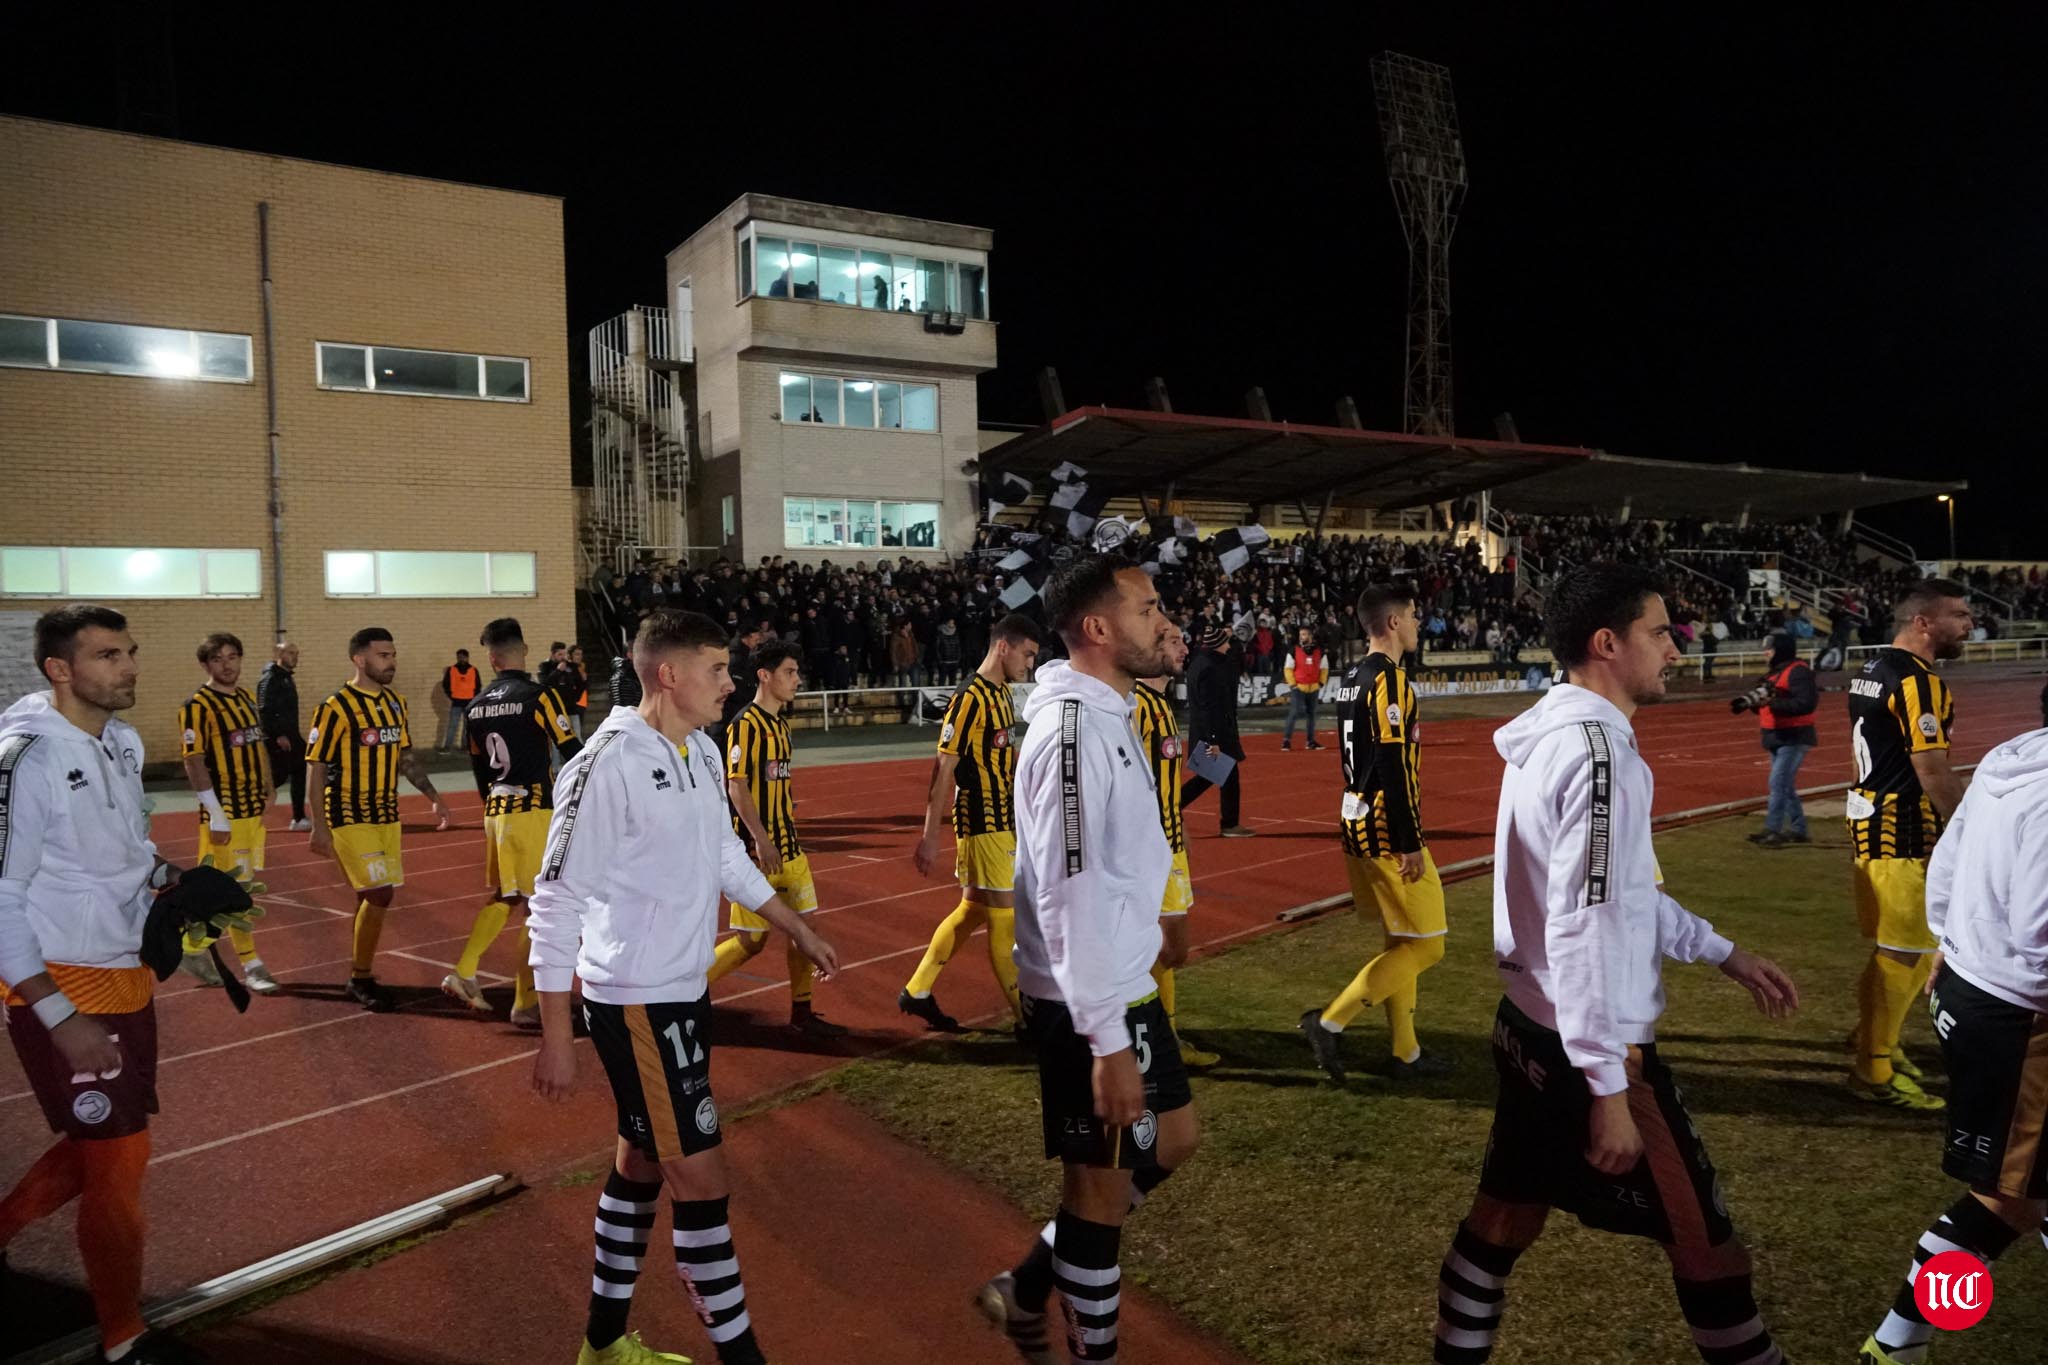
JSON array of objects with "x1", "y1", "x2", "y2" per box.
[{"x1": 0, "y1": 117, "x2": 573, "y2": 760}]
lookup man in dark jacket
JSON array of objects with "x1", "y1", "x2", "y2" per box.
[
  {"x1": 1736, "y1": 633, "x2": 1820, "y2": 847},
  {"x1": 1180, "y1": 624, "x2": 1254, "y2": 837},
  {"x1": 257, "y1": 639, "x2": 310, "y2": 830}
]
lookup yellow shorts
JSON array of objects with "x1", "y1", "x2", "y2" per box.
[
  {"x1": 1345, "y1": 848, "x2": 1447, "y2": 939},
  {"x1": 1853, "y1": 855, "x2": 1935, "y2": 953},
  {"x1": 732, "y1": 852, "x2": 818, "y2": 931},
  {"x1": 484, "y1": 809, "x2": 552, "y2": 898},
  {"x1": 1161, "y1": 849, "x2": 1193, "y2": 917},
  {"x1": 331, "y1": 821, "x2": 404, "y2": 891},
  {"x1": 956, "y1": 831, "x2": 1017, "y2": 893},
  {"x1": 197, "y1": 814, "x2": 267, "y2": 879}
]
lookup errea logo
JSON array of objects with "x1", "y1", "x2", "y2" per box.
[{"x1": 66, "y1": 769, "x2": 88, "y2": 791}]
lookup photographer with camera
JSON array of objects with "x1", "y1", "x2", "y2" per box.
[{"x1": 1732, "y1": 633, "x2": 1819, "y2": 847}]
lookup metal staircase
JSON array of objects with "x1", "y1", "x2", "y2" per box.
[{"x1": 585, "y1": 306, "x2": 690, "y2": 577}]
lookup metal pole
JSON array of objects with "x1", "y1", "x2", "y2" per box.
[
  {"x1": 1947, "y1": 499, "x2": 1956, "y2": 561},
  {"x1": 258, "y1": 203, "x2": 287, "y2": 643}
]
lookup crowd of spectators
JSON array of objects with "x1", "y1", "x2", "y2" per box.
[{"x1": 587, "y1": 515, "x2": 2047, "y2": 701}]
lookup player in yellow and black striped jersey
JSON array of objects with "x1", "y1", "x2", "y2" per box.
[
  {"x1": 178, "y1": 632, "x2": 277, "y2": 990},
  {"x1": 704, "y1": 642, "x2": 847, "y2": 1036},
  {"x1": 305, "y1": 627, "x2": 453, "y2": 1013},
  {"x1": 443, "y1": 617, "x2": 582, "y2": 1024},
  {"x1": 1138, "y1": 623, "x2": 1219, "y2": 1064},
  {"x1": 901, "y1": 613, "x2": 1044, "y2": 1032},
  {"x1": 1843, "y1": 579, "x2": 1975, "y2": 1107},
  {"x1": 1302, "y1": 583, "x2": 1453, "y2": 1081}
]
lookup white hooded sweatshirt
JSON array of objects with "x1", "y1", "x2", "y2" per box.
[
  {"x1": 1013, "y1": 660, "x2": 1172, "y2": 1056},
  {"x1": 0, "y1": 692, "x2": 156, "y2": 989},
  {"x1": 1928, "y1": 725, "x2": 2048, "y2": 1013},
  {"x1": 527, "y1": 706, "x2": 775, "y2": 1005},
  {"x1": 1492, "y1": 684, "x2": 1734, "y2": 1096}
]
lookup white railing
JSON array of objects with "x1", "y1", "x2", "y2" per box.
[
  {"x1": 589, "y1": 306, "x2": 690, "y2": 573},
  {"x1": 1669, "y1": 634, "x2": 2048, "y2": 685},
  {"x1": 1853, "y1": 521, "x2": 1918, "y2": 567}
]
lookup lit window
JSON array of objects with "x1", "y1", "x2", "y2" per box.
[
  {"x1": 737, "y1": 226, "x2": 988, "y2": 319},
  {"x1": 783, "y1": 499, "x2": 942, "y2": 551},
  {"x1": 0, "y1": 314, "x2": 251, "y2": 382},
  {"x1": 317, "y1": 343, "x2": 528, "y2": 401},
  {"x1": 779, "y1": 372, "x2": 937, "y2": 432},
  {"x1": 0, "y1": 547, "x2": 262, "y2": 599},
  {"x1": 323, "y1": 550, "x2": 538, "y2": 597}
]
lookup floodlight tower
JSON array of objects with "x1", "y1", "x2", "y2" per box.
[{"x1": 1372, "y1": 52, "x2": 1468, "y2": 437}]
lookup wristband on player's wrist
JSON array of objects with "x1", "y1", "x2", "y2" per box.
[
  {"x1": 31, "y1": 992, "x2": 78, "y2": 1031},
  {"x1": 197, "y1": 789, "x2": 229, "y2": 831}
]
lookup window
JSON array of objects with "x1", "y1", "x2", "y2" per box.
[
  {"x1": 778, "y1": 371, "x2": 937, "y2": 431},
  {"x1": 819, "y1": 244, "x2": 857, "y2": 305},
  {"x1": 317, "y1": 343, "x2": 529, "y2": 402},
  {"x1": 0, "y1": 547, "x2": 261, "y2": 599},
  {"x1": 0, "y1": 314, "x2": 252, "y2": 382},
  {"x1": 782, "y1": 499, "x2": 942, "y2": 551},
  {"x1": 721, "y1": 495, "x2": 736, "y2": 542},
  {"x1": 323, "y1": 550, "x2": 537, "y2": 597},
  {"x1": 736, "y1": 224, "x2": 989, "y2": 319}
]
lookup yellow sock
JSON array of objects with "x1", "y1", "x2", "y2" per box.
[
  {"x1": 456, "y1": 901, "x2": 510, "y2": 980},
  {"x1": 1321, "y1": 936, "x2": 1444, "y2": 1033},
  {"x1": 1151, "y1": 962, "x2": 1177, "y2": 1030},
  {"x1": 1385, "y1": 977, "x2": 1420, "y2": 1063},
  {"x1": 1855, "y1": 953, "x2": 1924, "y2": 1084},
  {"x1": 511, "y1": 925, "x2": 537, "y2": 1012},
  {"x1": 904, "y1": 899, "x2": 986, "y2": 996},
  {"x1": 706, "y1": 933, "x2": 763, "y2": 986},
  {"x1": 350, "y1": 899, "x2": 386, "y2": 976},
  {"x1": 787, "y1": 940, "x2": 816, "y2": 1005},
  {"x1": 985, "y1": 906, "x2": 1021, "y2": 1015},
  {"x1": 227, "y1": 926, "x2": 258, "y2": 964}
]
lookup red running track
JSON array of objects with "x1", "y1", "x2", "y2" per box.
[{"x1": 1, "y1": 668, "x2": 2040, "y2": 1359}]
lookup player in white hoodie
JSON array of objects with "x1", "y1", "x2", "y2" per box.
[
  {"x1": 1860, "y1": 703, "x2": 2048, "y2": 1365},
  {"x1": 977, "y1": 556, "x2": 1184, "y2": 1365},
  {"x1": 527, "y1": 609, "x2": 839, "y2": 1365},
  {"x1": 1432, "y1": 564, "x2": 1799, "y2": 1365}
]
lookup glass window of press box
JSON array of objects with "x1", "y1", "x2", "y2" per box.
[
  {"x1": 779, "y1": 373, "x2": 937, "y2": 431},
  {"x1": 784, "y1": 499, "x2": 941, "y2": 550},
  {"x1": 738, "y1": 226, "x2": 988, "y2": 320}
]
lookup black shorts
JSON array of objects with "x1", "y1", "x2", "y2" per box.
[
  {"x1": 1477, "y1": 998, "x2": 1734, "y2": 1248},
  {"x1": 1931, "y1": 965, "x2": 2048, "y2": 1200},
  {"x1": 583, "y1": 995, "x2": 721, "y2": 1163},
  {"x1": 1025, "y1": 993, "x2": 1191, "y2": 1170},
  {"x1": 7, "y1": 1000, "x2": 159, "y2": 1140}
]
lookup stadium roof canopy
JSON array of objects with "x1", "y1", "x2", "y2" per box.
[{"x1": 978, "y1": 407, "x2": 1962, "y2": 519}]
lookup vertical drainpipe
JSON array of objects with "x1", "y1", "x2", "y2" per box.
[{"x1": 259, "y1": 203, "x2": 287, "y2": 642}]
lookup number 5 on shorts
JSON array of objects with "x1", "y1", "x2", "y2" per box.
[{"x1": 1133, "y1": 1021, "x2": 1151, "y2": 1073}]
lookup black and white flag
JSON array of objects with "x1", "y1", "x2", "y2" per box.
[{"x1": 1211, "y1": 524, "x2": 1271, "y2": 577}]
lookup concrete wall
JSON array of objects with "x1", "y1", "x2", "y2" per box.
[
  {"x1": 0, "y1": 117, "x2": 573, "y2": 758},
  {"x1": 665, "y1": 192, "x2": 992, "y2": 567}
]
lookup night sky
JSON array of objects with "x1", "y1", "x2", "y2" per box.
[{"x1": 9, "y1": 7, "x2": 2043, "y2": 555}]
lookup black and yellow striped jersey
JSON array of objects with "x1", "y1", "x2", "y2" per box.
[
  {"x1": 179, "y1": 685, "x2": 269, "y2": 820},
  {"x1": 1132, "y1": 681, "x2": 1186, "y2": 853},
  {"x1": 726, "y1": 702, "x2": 801, "y2": 859},
  {"x1": 1337, "y1": 652, "x2": 1423, "y2": 858},
  {"x1": 938, "y1": 673, "x2": 1017, "y2": 838},
  {"x1": 1846, "y1": 646, "x2": 1955, "y2": 860},
  {"x1": 465, "y1": 671, "x2": 580, "y2": 816},
  {"x1": 307, "y1": 683, "x2": 413, "y2": 827}
]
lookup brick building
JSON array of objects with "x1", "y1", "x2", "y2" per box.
[
  {"x1": 0, "y1": 117, "x2": 573, "y2": 761},
  {"x1": 657, "y1": 194, "x2": 996, "y2": 566}
]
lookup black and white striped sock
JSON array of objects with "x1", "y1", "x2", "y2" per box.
[
  {"x1": 673, "y1": 1196, "x2": 764, "y2": 1363},
  {"x1": 1433, "y1": 1222, "x2": 1522, "y2": 1363},
  {"x1": 1673, "y1": 1274, "x2": 1784, "y2": 1365},
  {"x1": 1017, "y1": 1166, "x2": 1173, "y2": 1313},
  {"x1": 1873, "y1": 1194, "x2": 2020, "y2": 1364},
  {"x1": 1053, "y1": 1209, "x2": 1122, "y2": 1363},
  {"x1": 586, "y1": 1169, "x2": 661, "y2": 1350}
]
